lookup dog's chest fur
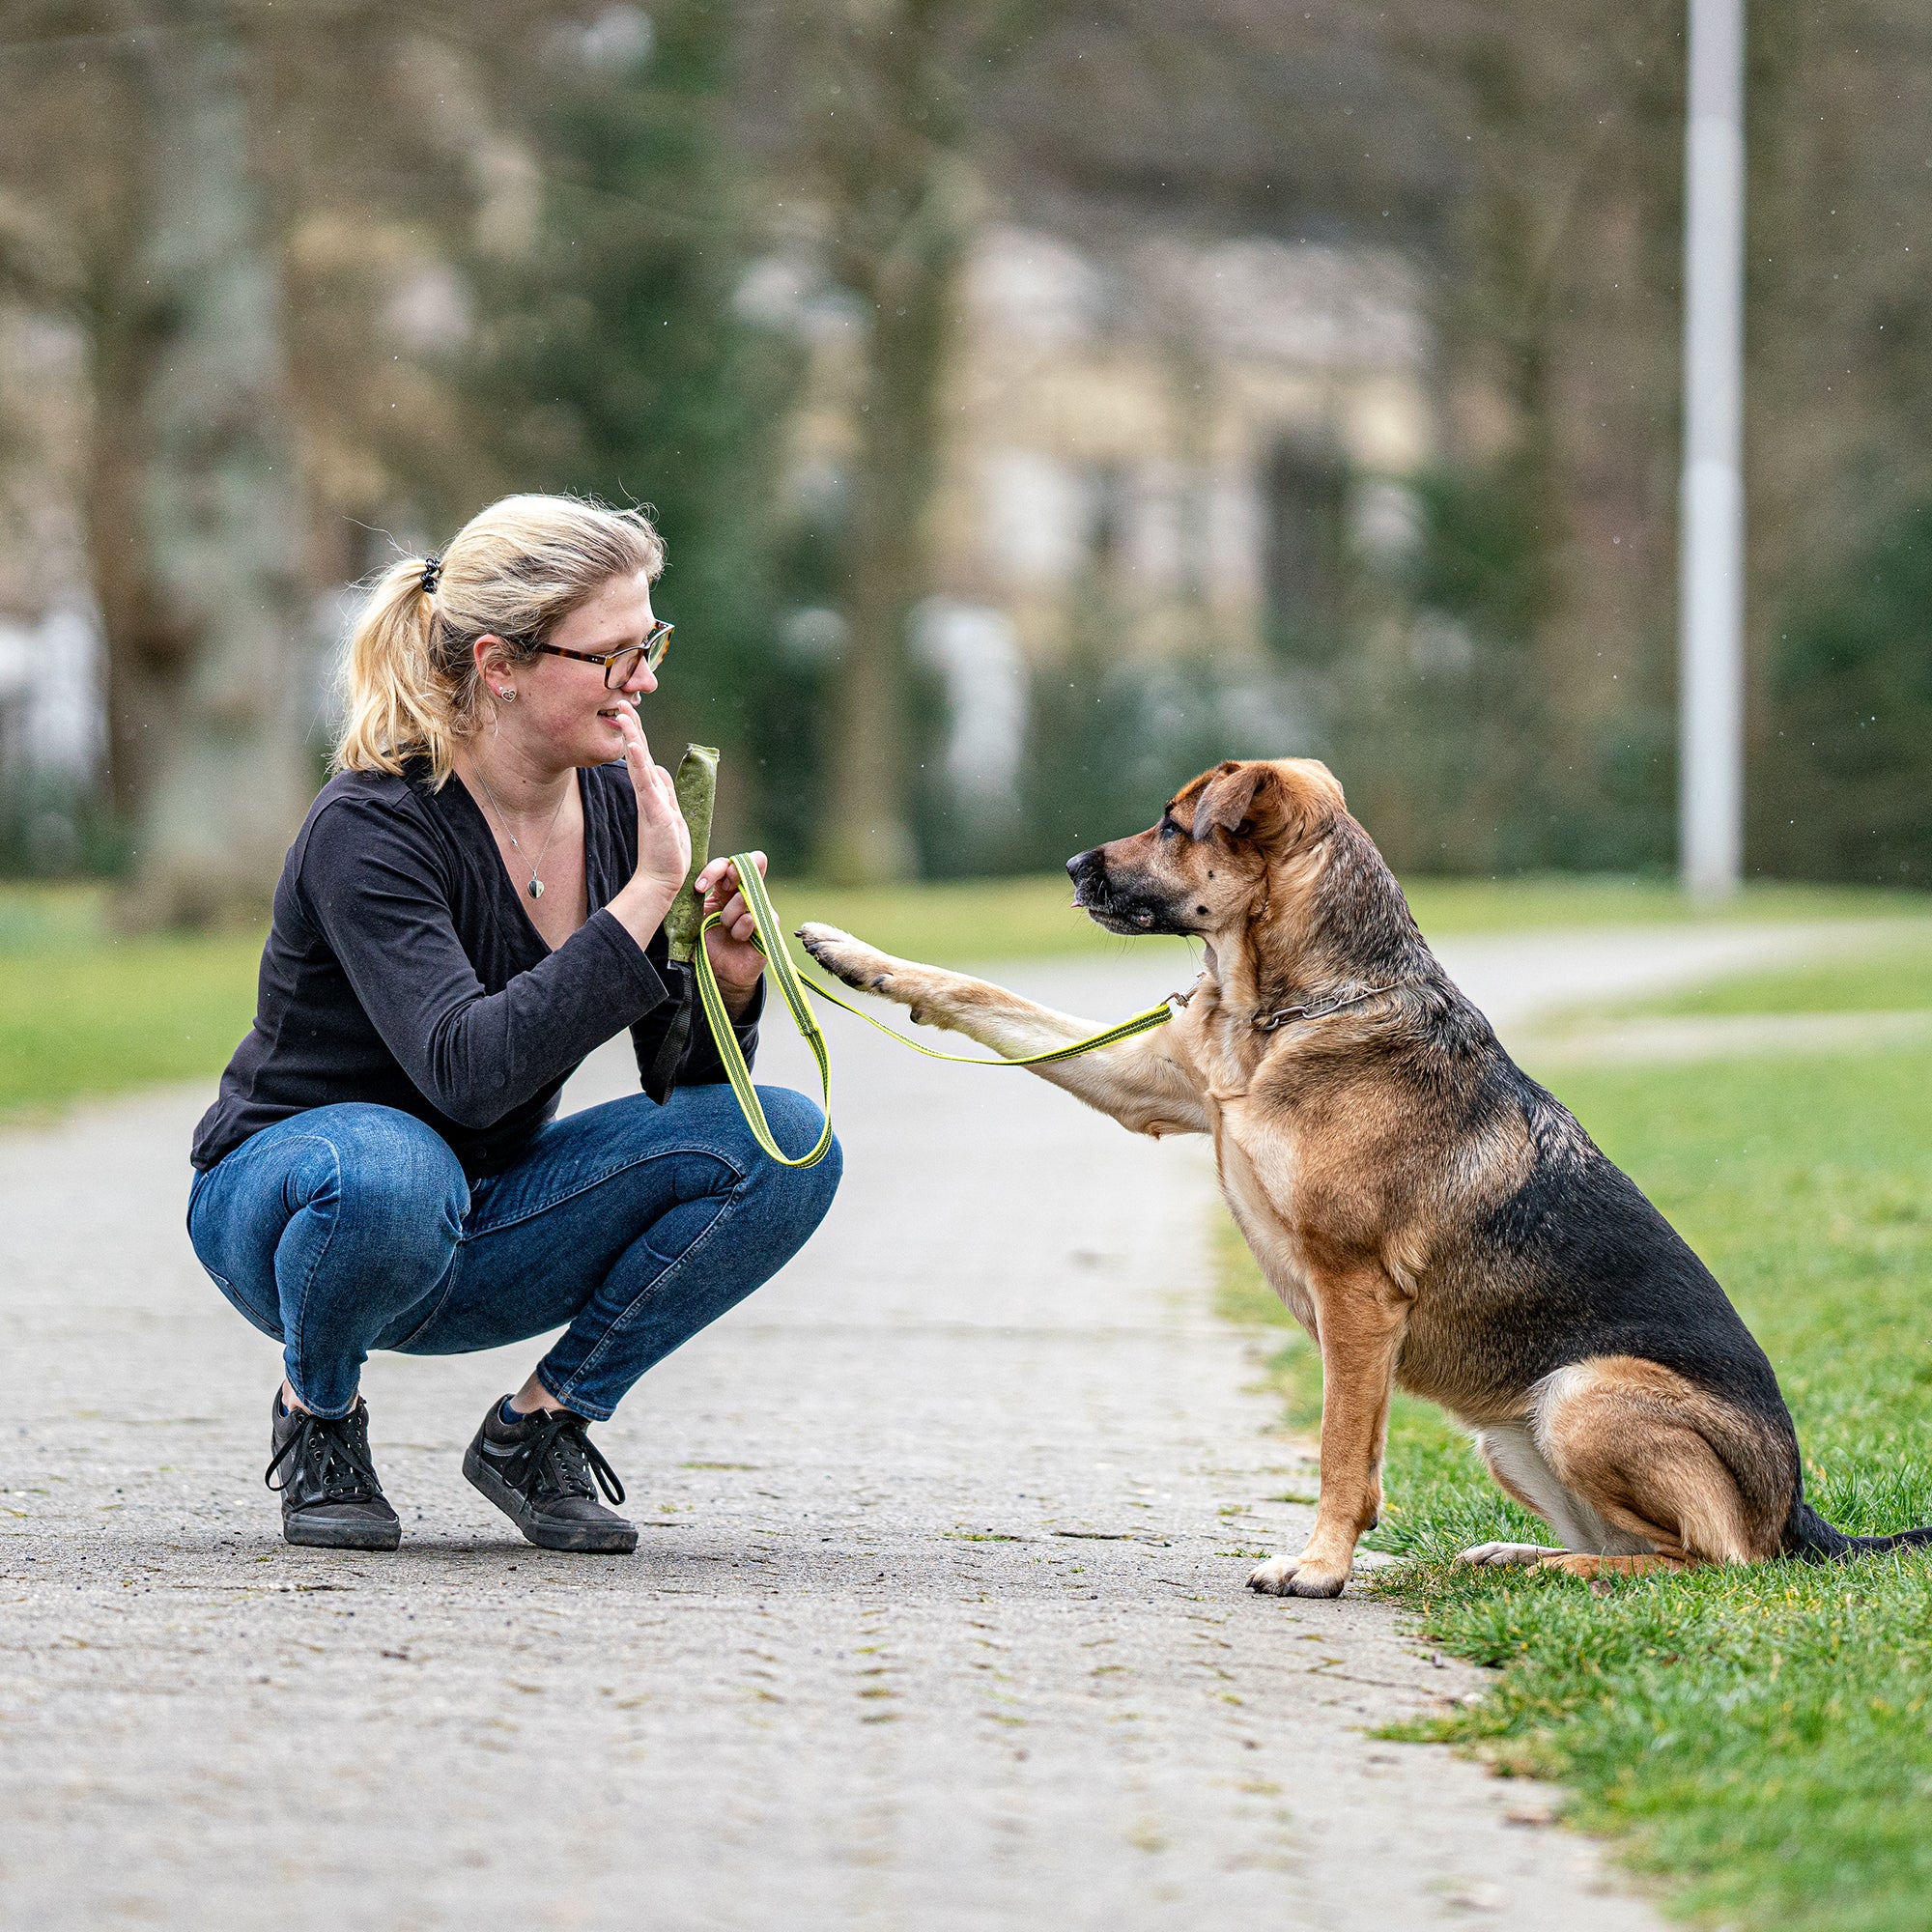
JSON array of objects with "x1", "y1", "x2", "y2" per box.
[
  {"x1": 1180, "y1": 980, "x2": 1516, "y2": 1409},
  {"x1": 1216, "y1": 1129, "x2": 1325, "y2": 1335},
  {"x1": 1180, "y1": 991, "x2": 1329, "y2": 1337}
]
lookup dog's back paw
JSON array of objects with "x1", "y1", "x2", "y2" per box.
[
  {"x1": 1453, "y1": 1542, "x2": 1563, "y2": 1568},
  {"x1": 1535, "y1": 1551, "x2": 1688, "y2": 1579}
]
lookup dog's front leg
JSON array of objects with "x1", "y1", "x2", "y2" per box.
[
  {"x1": 798, "y1": 923, "x2": 1208, "y2": 1136},
  {"x1": 1249, "y1": 1279, "x2": 1406, "y2": 1600}
]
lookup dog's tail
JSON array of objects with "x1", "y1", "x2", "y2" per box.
[{"x1": 1785, "y1": 1498, "x2": 1932, "y2": 1562}]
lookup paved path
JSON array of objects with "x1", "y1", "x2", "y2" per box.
[{"x1": 0, "y1": 922, "x2": 1823, "y2": 1930}]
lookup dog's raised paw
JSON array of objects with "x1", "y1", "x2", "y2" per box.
[
  {"x1": 1247, "y1": 1553, "x2": 1348, "y2": 1599},
  {"x1": 797, "y1": 923, "x2": 893, "y2": 993}
]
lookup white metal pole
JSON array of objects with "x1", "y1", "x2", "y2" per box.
[{"x1": 1679, "y1": 0, "x2": 1747, "y2": 897}]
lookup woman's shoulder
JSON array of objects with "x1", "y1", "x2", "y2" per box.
[
  {"x1": 296, "y1": 760, "x2": 450, "y2": 869},
  {"x1": 311, "y1": 761, "x2": 424, "y2": 808}
]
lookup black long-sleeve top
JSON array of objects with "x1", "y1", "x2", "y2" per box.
[{"x1": 191, "y1": 756, "x2": 759, "y2": 1179}]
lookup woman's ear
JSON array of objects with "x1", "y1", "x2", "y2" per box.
[{"x1": 472, "y1": 633, "x2": 515, "y2": 698}]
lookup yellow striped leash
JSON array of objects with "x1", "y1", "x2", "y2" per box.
[{"x1": 694, "y1": 854, "x2": 1177, "y2": 1168}]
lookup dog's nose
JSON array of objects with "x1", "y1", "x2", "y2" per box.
[{"x1": 1066, "y1": 848, "x2": 1109, "y2": 910}]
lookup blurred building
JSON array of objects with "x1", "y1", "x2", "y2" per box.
[
  {"x1": 0, "y1": 602, "x2": 101, "y2": 785},
  {"x1": 941, "y1": 225, "x2": 1429, "y2": 648},
  {"x1": 767, "y1": 222, "x2": 1433, "y2": 804}
]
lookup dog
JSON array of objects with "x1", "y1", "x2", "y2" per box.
[{"x1": 800, "y1": 756, "x2": 1932, "y2": 1597}]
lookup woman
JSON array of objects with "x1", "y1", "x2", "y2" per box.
[{"x1": 187, "y1": 494, "x2": 840, "y2": 1554}]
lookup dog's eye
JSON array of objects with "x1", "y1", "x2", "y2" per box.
[{"x1": 1158, "y1": 820, "x2": 1180, "y2": 840}]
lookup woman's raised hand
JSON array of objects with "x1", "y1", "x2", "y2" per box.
[{"x1": 608, "y1": 706, "x2": 691, "y2": 942}]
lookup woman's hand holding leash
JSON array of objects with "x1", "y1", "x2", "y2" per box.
[
  {"x1": 697, "y1": 853, "x2": 769, "y2": 1019},
  {"x1": 607, "y1": 706, "x2": 692, "y2": 950}
]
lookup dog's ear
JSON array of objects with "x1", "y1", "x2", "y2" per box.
[
  {"x1": 1190, "y1": 759, "x2": 1344, "y2": 845},
  {"x1": 1191, "y1": 761, "x2": 1270, "y2": 841}
]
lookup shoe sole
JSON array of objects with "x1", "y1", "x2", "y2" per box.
[
  {"x1": 282, "y1": 1513, "x2": 401, "y2": 1552},
  {"x1": 463, "y1": 1442, "x2": 639, "y2": 1553}
]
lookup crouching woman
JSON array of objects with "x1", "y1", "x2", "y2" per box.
[{"x1": 186, "y1": 494, "x2": 840, "y2": 1553}]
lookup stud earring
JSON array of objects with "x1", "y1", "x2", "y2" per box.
[{"x1": 497, "y1": 687, "x2": 517, "y2": 702}]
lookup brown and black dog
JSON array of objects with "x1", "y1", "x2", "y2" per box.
[{"x1": 800, "y1": 756, "x2": 1932, "y2": 1598}]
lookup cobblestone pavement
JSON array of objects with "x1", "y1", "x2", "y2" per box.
[{"x1": 0, "y1": 923, "x2": 1810, "y2": 1931}]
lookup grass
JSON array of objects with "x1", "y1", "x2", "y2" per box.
[
  {"x1": 0, "y1": 895, "x2": 264, "y2": 1119},
  {"x1": 1393, "y1": 874, "x2": 1931, "y2": 938},
  {"x1": 1220, "y1": 1042, "x2": 1932, "y2": 1931},
  {"x1": 0, "y1": 867, "x2": 1925, "y2": 1124},
  {"x1": 1607, "y1": 927, "x2": 1932, "y2": 1020},
  {"x1": 781, "y1": 869, "x2": 1932, "y2": 959}
]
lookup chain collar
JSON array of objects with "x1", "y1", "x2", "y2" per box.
[
  {"x1": 1161, "y1": 971, "x2": 1397, "y2": 1030},
  {"x1": 1252, "y1": 982, "x2": 1397, "y2": 1032}
]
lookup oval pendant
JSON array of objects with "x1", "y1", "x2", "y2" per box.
[{"x1": 527, "y1": 878, "x2": 544, "y2": 899}]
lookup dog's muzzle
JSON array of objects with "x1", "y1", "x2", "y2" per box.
[{"x1": 1066, "y1": 847, "x2": 1170, "y2": 934}]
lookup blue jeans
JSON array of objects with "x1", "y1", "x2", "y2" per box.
[{"x1": 185, "y1": 1086, "x2": 841, "y2": 1420}]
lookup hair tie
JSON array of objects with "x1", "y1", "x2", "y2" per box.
[{"x1": 419, "y1": 554, "x2": 442, "y2": 595}]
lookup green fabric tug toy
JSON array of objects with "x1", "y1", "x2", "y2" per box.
[
  {"x1": 664, "y1": 744, "x2": 719, "y2": 967},
  {"x1": 640, "y1": 743, "x2": 719, "y2": 1104}
]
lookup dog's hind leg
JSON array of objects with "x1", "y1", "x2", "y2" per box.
[
  {"x1": 1533, "y1": 1357, "x2": 1790, "y2": 1570},
  {"x1": 1535, "y1": 1552, "x2": 1690, "y2": 1578},
  {"x1": 1456, "y1": 1542, "x2": 1566, "y2": 1568},
  {"x1": 1453, "y1": 1422, "x2": 1638, "y2": 1567}
]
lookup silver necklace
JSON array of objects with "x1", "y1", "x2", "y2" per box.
[{"x1": 471, "y1": 767, "x2": 570, "y2": 900}]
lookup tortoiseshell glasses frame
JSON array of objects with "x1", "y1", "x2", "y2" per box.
[{"x1": 528, "y1": 619, "x2": 674, "y2": 689}]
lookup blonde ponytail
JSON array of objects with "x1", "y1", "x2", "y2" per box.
[{"x1": 334, "y1": 494, "x2": 666, "y2": 785}]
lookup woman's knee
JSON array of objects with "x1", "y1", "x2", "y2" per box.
[
  {"x1": 747, "y1": 1085, "x2": 842, "y2": 1216},
  {"x1": 290, "y1": 1105, "x2": 468, "y2": 1261}
]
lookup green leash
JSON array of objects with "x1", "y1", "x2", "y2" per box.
[{"x1": 693, "y1": 854, "x2": 1176, "y2": 1169}]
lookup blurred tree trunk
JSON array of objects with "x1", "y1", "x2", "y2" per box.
[
  {"x1": 814, "y1": 0, "x2": 978, "y2": 885},
  {"x1": 81, "y1": 168, "x2": 163, "y2": 832},
  {"x1": 111, "y1": 3, "x2": 308, "y2": 925}
]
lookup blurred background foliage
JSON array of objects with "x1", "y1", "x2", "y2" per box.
[{"x1": 0, "y1": 0, "x2": 1925, "y2": 912}]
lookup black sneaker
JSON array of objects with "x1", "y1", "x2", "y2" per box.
[
  {"x1": 264, "y1": 1392, "x2": 402, "y2": 1550},
  {"x1": 463, "y1": 1399, "x2": 639, "y2": 1553}
]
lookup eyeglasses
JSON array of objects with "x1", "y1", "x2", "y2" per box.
[{"x1": 529, "y1": 619, "x2": 674, "y2": 689}]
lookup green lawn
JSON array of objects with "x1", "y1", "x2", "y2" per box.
[
  {"x1": 1609, "y1": 927, "x2": 1932, "y2": 1019},
  {"x1": 1221, "y1": 1043, "x2": 1932, "y2": 1932},
  {"x1": 0, "y1": 916, "x2": 264, "y2": 1119},
  {"x1": 1396, "y1": 874, "x2": 1929, "y2": 937},
  {"x1": 789, "y1": 869, "x2": 1932, "y2": 956},
  {"x1": 1, "y1": 868, "x2": 1926, "y2": 1123}
]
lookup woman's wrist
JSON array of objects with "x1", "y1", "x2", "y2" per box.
[
  {"x1": 716, "y1": 974, "x2": 762, "y2": 1022},
  {"x1": 607, "y1": 875, "x2": 679, "y2": 952}
]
